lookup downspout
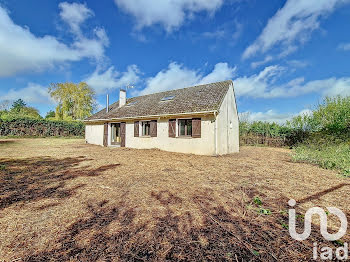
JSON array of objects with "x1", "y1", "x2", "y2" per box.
[{"x1": 214, "y1": 111, "x2": 218, "y2": 156}]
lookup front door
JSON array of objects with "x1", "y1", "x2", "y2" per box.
[{"x1": 120, "y1": 122, "x2": 126, "y2": 147}]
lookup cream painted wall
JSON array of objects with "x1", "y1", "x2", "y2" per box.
[
  {"x1": 123, "y1": 116, "x2": 216, "y2": 155},
  {"x1": 85, "y1": 124, "x2": 104, "y2": 146},
  {"x1": 216, "y1": 83, "x2": 239, "y2": 154}
]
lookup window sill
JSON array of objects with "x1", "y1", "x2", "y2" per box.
[
  {"x1": 139, "y1": 135, "x2": 151, "y2": 138},
  {"x1": 176, "y1": 136, "x2": 193, "y2": 139}
]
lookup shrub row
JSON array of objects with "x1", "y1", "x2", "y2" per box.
[
  {"x1": 239, "y1": 121, "x2": 308, "y2": 147},
  {"x1": 0, "y1": 118, "x2": 85, "y2": 137}
]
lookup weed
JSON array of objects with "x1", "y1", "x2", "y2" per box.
[
  {"x1": 279, "y1": 210, "x2": 287, "y2": 215},
  {"x1": 253, "y1": 196, "x2": 262, "y2": 206},
  {"x1": 332, "y1": 240, "x2": 344, "y2": 246},
  {"x1": 258, "y1": 208, "x2": 271, "y2": 215},
  {"x1": 252, "y1": 250, "x2": 260, "y2": 256},
  {"x1": 281, "y1": 223, "x2": 289, "y2": 229}
]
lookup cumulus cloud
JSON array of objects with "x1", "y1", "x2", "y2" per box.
[
  {"x1": 59, "y1": 2, "x2": 94, "y2": 35},
  {"x1": 114, "y1": 0, "x2": 223, "y2": 32},
  {"x1": 0, "y1": 2, "x2": 108, "y2": 77},
  {"x1": 242, "y1": 0, "x2": 349, "y2": 59},
  {"x1": 240, "y1": 109, "x2": 313, "y2": 124},
  {"x1": 0, "y1": 83, "x2": 54, "y2": 105},
  {"x1": 138, "y1": 62, "x2": 236, "y2": 95},
  {"x1": 85, "y1": 65, "x2": 141, "y2": 94},
  {"x1": 234, "y1": 65, "x2": 286, "y2": 97},
  {"x1": 234, "y1": 65, "x2": 350, "y2": 98}
]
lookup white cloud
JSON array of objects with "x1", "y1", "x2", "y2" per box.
[
  {"x1": 250, "y1": 55, "x2": 273, "y2": 69},
  {"x1": 85, "y1": 65, "x2": 141, "y2": 94},
  {"x1": 201, "y1": 20, "x2": 243, "y2": 41},
  {"x1": 0, "y1": 3, "x2": 108, "y2": 77},
  {"x1": 234, "y1": 65, "x2": 286, "y2": 98},
  {"x1": 241, "y1": 109, "x2": 313, "y2": 124},
  {"x1": 0, "y1": 83, "x2": 54, "y2": 105},
  {"x1": 234, "y1": 65, "x2": 350, "y2": 98},
  {"x1": 242, "y1": 0, "x2": 349, "y2": 59},
  {"x1": 287, "y1": 60, "x2": 308, "y2": 68},
  {"x1": 114, "y1": 0, "x2": 223, "y2": 32},
  {"x1": 338, "y1": 42, "x2": 350, "y2": 51},
  {"x1": 199, "y1": 63, "x2": 237, "y2": 84},
  {"x1": 138, "y1": 62, "x2": 236, "y2": 95},
  {"x1": 59, "y1": 2, "x2": 93, "y2": 35}
]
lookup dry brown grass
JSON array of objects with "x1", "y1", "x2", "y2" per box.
[{"x1": 0, "y1": 138, "x2": 349, "y2": 261}]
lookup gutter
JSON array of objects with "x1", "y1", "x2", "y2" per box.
[{"x1": 84, "y1": 110, "x2": 218, "y2": 123}]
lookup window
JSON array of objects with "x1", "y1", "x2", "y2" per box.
[
  {"x1": 142, "y1": 121, "x2": 151, "y2": 136},
  {"x1": 161, "y1": 95, "x2": 175, "y2": 101},
  {"x1": 178, "y1": 119, "x2": 192, "y2": 136}
]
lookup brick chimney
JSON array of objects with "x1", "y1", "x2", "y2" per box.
[{"x1": 119, "y1": 89, "x2": 126, "y2": 107}]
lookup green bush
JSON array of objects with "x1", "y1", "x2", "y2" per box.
[
  {"x1": 287, "y1": 96, "x2": 350, "y2": 135},
  {"x1": 239, "y1": 120, "x2": 307, "y2": 147},
  {"x1": 289, "y1": 96, "x2": 350, "y2": 174},
  {"x1": 0, "y1": 118, "x2": 84, "y2": 137}
]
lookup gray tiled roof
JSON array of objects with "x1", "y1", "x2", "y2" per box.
[{"x1": 85, "y1": 80, "x2": 232, "y2": 121}]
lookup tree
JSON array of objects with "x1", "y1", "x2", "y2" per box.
[
  {"x1": 0, "y1": 100, "x2": 11, "y2": 111},
  {"x1": 11, "y1": 99, "x2": 26, "y2": 113},
  {"x1": 19, "y1": 107, "x2": 42, "y2": 119},
  {"x1": 1, "y1": 103, "x2": 42, "y2": 120},
  {"x1": 45, "y1": 110, "x2": 56, "y2": 119},
  {"x1": 49, "y1": 82, "x2": 96, "y2": 120}
]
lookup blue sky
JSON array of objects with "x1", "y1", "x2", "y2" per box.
[{"x1": 0, "y1": 0, "x2": 349, "y2": 123}]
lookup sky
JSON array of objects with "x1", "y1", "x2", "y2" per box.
[{"x1": 0, "y1": 0, "x2": 350, "y2": 123}]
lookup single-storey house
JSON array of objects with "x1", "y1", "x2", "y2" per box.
[{"x1": 84, "y1": 80, "x2": 239, "y2": 155}]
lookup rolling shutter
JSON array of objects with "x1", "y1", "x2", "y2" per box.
[
  {"x1": 192, "y1": 118, "x2": 201, "y2": 138},
  {"x1": 169, "y1": 119, "x2": 176, "y2": 137},
  {"x1": 134, "y1": 121, "x2": 139, "y2": 137},
  {"x1": 150, "y1": 120, "x2": 157, "y2": 137}
]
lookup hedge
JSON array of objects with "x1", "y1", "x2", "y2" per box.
[{"x1": 0, "y1": 118, "x2": 85, "y2": 137}]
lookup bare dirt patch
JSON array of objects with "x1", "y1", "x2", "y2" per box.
[{"x1": 0, "y1": 139, "x2": 349, "y2": 261}]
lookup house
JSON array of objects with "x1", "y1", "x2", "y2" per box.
[{"x1": 84, "y1": 80, "x2": 239, "y2": 155}]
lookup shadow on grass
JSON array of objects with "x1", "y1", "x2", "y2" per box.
[
  {"x1": 0, "y1": 156, "x2": 120, "y2": 210},
  {"x1": 24, "y1": 189, "x2": 342, "y2": 262}
]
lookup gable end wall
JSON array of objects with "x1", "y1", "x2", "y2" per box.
[{"x1": 216, "y1": 83, "x2": 239, "y2": 155}]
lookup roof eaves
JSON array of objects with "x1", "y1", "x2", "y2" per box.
[{"x1": 84, "y1": 110, "x2": 217, "y2": 122}]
